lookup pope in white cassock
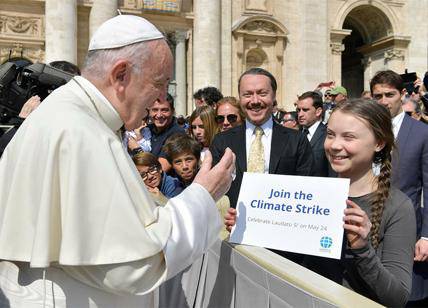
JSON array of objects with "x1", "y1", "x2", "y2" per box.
[{"x1": 0, "y1": 15, "x2": 235, "y2": 307}]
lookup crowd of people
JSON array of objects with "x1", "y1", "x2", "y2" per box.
[
  {"x1": 121, "y1": 66, "x2": 428, "y2": 306},
  {"x1": 1, "y1": 14, "x2": 428, "y2": 308}
]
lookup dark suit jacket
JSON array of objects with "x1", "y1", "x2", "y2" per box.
[
  {"x1": 393, "y1": 115, "x2": 428, "y2": 300},
  {"x1": 393, "y1": 114, "x2": 428, "y2": 237},
  {"x1": 210, "y1": 121, "x2": 314, "y2": 208},
  {"x1": 309, "y1": 122, "x2": 329, "y2": 177}
]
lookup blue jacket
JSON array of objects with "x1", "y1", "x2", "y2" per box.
[{"x1": 159, "y1": 173, "x2": 183, "y2": 198}]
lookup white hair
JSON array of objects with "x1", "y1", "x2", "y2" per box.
[{"x1": 81, "y1": 40, "x2": 161, "y2": 79}]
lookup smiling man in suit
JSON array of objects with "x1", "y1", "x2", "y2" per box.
[
  {"x1": 370, "y1": 70, "x2": 428, "y2": 305},
  {"x1": 297, "y1": 91, "x2": 332, "y2": 177},
  {"x1": 211, "y1": 68, "x2": 314, "y2": 208}
]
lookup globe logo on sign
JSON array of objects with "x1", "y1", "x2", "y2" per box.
[{"x1": 320, "y1": 236, "x2": 333, "y2": 249}]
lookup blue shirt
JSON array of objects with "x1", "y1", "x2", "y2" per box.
[
  {"x1": 148, "y1": 118, "x2": 185, "y2": 158},
  {"x1": 160, "y1": 173, "x2": 183, "y2": 198}
]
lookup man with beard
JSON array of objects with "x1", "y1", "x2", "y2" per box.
[{"x1": 211, "y1": 67, "x2": 314, "y2": 209}]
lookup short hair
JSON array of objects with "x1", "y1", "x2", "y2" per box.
[
  {"x1": 162, "y1": 133, "x2": 202, "y2": 163},
  {"x1": 81, "y1": 40, "x2": 158, "y2": 79},
  {"x1": 298, "y1": 91, "x2": 323, "y2": 109},
  {"x1": 216, "y1": 96, "x2": 246, "y2": 120},
  {"x1": 193, "y1": 87, "x2": 223, "y2": 107},
  {"x1": 132, "y1": 152, "x2": 161, "y2": 169},
  {"x1": 49, "y1": 61, "x2": 81, "y2": 76},
  {"x1": 370, "y1": 70, "x2": 404, "y2": 93},
  {"x1": 189, "y1": 105, "x2": 219, "y2": 147},
  {"x1": 238, "y1": 67, "x2": 277, "y2": 93},
  {"x1": 166, "y1": 93, "x2": 174, "y2": 110}
]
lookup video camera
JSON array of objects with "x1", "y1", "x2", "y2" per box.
[{"x1": 0, "y1": 62, "x2": 73, "y2": 123}]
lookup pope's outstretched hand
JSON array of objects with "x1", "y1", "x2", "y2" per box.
[{"x1": 194, "y1": 148, "x2": 235, "y2": 202}]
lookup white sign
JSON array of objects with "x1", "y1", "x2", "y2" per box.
[{"x1": 230, "y1": 173, "x2": 350, "y2": 259}]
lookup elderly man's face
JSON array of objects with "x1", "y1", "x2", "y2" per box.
[
  {"x1": 126, "y1": 40, "x2": 173, "y2": 130},
  {"x1": 239, "y1": 74, "x2": 275, "y2": 126}
]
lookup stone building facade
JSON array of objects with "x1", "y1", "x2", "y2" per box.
[{"x1": 1, "y1": 0, "x2": 427, "y2": 114}]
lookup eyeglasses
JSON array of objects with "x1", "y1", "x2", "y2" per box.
[
  {"x1": 215, "y1": 114, "x2": 238, "y2": 124},
  {"x1": 139, "y1": 165, "x2": 160, "y2": 181}
]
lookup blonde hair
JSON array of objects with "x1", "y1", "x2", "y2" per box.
[
  {"x1": 189, "y1": 106, "x2": 219, "y2": 147},
  {"x1": 216, "y1": 96, "x2": 246, "y2": 120}
]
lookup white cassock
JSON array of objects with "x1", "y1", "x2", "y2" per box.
[{"x1": 0, "y1": 76, "x2": 221, "y2": 307}]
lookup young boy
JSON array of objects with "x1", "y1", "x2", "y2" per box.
[{"x1": 162, "y1": 134, "x2": 202, "y2": 187}]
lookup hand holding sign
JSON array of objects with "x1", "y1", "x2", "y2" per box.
[
  {"x1": 343, "y1": 199, "x2": 371, "y2": 250},
  {"x1": 230, "y1": 173, "x2": 349, "y2": 259}
]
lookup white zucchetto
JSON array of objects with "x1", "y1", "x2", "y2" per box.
[{"x1": 88, "y1": 15, "x2": 164, "y2": 51}]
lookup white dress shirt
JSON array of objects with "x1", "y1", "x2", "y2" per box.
[
  {"x1": 245, "y1": 117, "x2": 273, "y2": 173},
  {"x1": 306, "y1": 120, "x2": 322, "y2": 142},
  {"x1": 392, "y1": 110, "x2": 405, "y2": 139}
]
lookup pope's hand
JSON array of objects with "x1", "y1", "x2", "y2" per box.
[{"x1": 194, "y1": 148, "x2": 236, "y2": 202}]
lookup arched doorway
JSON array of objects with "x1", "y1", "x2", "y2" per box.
[
  {"x1": 341, "y1": 21, "x2": 364, "y2": 98},
  {"x1": 331, "y1": 2, "x2": 410, "y2": 96},
  {"x1": 342, "y1": 5, "x2": 393, "y2": 97}
]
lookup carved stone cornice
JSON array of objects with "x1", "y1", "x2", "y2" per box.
[
  {"x1": 232, "y1": 15, "x2": 288, "y2": 38},
  {"x1": 357, "y1": 35, "x2": 411, "y2": 55},
  {"x1": 0, "y1": 44, "x2": 45, "y2": 64},
  {"x1": 0, "y1": 14, "x2": 44, "y2": 40},
  {"x1": 384, "y1": 49, "x2": 404, "y2": 61},
  {"x1": 243, "y1": 20, "x2": 276, "y2": 34},
  {"x1": 174, "y1": 29, "x2": 188, "y2": 42},
  {"x1": 330, "y1": 42, "x2": 345, "y2": 55}
]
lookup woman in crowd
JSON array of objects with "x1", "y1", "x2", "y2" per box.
[
  {"x1": 189, "y1": 106, "x2": 218, "y2": 161},
  {"x1": 302, "y1": 99, "x2": 416, "y2": 307},
  {"x1": 132, "y1": 152, "x2": 183, "y2": 204},
  {"x1": 215, "y1": 96, "x2": 245, "y2": 132}
]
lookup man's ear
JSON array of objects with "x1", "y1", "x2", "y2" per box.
[
  {"x1": 109, "y1": 60, "x2": 132, "y2": 94},
  {"x1": 315, "y1": 107, "x2": 323, "y2": 118}
]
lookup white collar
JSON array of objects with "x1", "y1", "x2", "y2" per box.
[
  {"x1": 245, "y1": 117, "x2": 273, "y2": 137},
  {"x1": 74, "y1": 76, "x2": 123, "y2": 132},
  {"x1": 307, "y1": 120, "x2": 321, "y2": 137},
  {"x1": 392, "y1": 109, "x2": 405, "y2": 138}
]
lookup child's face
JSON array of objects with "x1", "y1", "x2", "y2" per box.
[
  {"x1": 172, "y1": 152, "x2": 199, "y2": 183},
  {"x1": 325, "y1": 110, "x2": 384, "y2": 179},
  {"x1": 191, "y1": 117, "x2": 207, "y2": 146},
  {"x1": 137, "y1": 165, "x2": 162, "y2": 189}
]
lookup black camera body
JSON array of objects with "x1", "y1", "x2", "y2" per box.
[{"x1": 0, "y1": 62, "x2": 73, "y2": 123}]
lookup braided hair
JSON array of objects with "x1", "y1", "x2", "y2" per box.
[{"x1": 332, "y1": 99, "x2": 394, "y2": 248}]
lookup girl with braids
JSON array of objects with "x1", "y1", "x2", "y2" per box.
[{"x1": 303, "y1": 99, "x2": 416, "y2": 307}]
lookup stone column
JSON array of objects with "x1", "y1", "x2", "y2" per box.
[
  {"x1": 175, "y1": 30, "x2": 187, "y2": 116},
  {"x1": 221, "y1": 0, "x2": 232, "y2": 96},
  {"x1": 329, "y1": 29, "x2": 351, "y2": 84},
  {"x1": 45, "y1": 0, "x2": 77, "y2": 64},
  {"x1": 89, "y1": 0, "x2": 118, "y2": 39},
  {"x1": 193, "y1": 0, "x2": 221, "y2": 92},
  {"x1": 362, "y1": 56, "x2": 372, "y2": 91}
]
